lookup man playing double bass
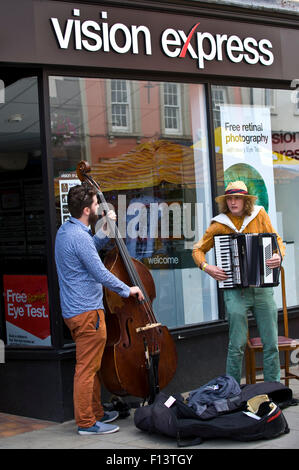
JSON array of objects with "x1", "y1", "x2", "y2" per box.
[{"x1": 55, "y1": 184, "x2": 144, "y2": 436}]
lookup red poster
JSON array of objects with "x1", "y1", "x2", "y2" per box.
[{"x1": 3, "y1": 275, "x2": 51, "y2": 346}]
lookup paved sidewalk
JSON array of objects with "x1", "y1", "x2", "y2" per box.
[{"x1": 0, "y1": 380, "x2": 298, "y2": 450}]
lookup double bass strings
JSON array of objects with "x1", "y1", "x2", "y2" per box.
[
  {"x1": 78, "y1": 163, "x2": 162, "y2": 372},
  {"x1": 80, "y1": 168, "x2": 160, "y2": 356},
  {"x1": 84, "y1": 172, "x2": 157, "y2": 326},
  {"x1": 106, "y1": 197, "x2": 161, "y2": 357},
  {"x1": 112, "y1": 227, "x2": 161, "y2": 358}
]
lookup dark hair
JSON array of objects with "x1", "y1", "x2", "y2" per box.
[{"x1": 67, "y1": 184, "x2": 97, "y2": 219}]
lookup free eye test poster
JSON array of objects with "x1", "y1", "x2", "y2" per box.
[
  {"x1": 3, "y1": 275, "x2": 51, "y2": 346},
  {"x1": 220, "y1": 105, "x2": 277, "y2": 230}
]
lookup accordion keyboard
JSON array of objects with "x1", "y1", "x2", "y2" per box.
[{"x1": 214, "y1": 235, "x2": 235, "y2": 289}]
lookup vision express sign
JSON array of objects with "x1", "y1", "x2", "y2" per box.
[{"x1": 0, "y1": 0, "x2": 297, "y2": 80}]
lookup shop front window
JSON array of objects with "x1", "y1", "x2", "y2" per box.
[
  {"x1": 212, "y1": 85, "x2": 299, "y2": 310},
  {"x1": 0, "y1": 71, "x2": 49, "y2": 347},
  {"x1": 49, "y1": 76, "x2": 217, "y2": 330}
]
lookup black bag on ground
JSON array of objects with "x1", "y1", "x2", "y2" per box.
[
  {"x1": 134, "y1": 385, "x2": 291, "y2": 447},
  {"x1": 240, "y1": 381, "x2": 296, "y2": 409},
  {"x1": 185, "y1": 376, "x2": 295, "y2": 420}
]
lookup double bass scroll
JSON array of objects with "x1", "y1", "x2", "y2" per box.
[{"x1": 76, "y1": 160, "x2": 177, "y2": 402}]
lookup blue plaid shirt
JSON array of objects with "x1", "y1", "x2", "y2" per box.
[{"x1": 55, "y1": 217, "x2": 130, "y2": 318}]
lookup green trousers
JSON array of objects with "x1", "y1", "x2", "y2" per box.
[{"x1": 223, "y1": 287, "x2": 280, "y2": 384}]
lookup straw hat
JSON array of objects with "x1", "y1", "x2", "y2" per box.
[{"x1": 215, "y1": 181, "x2": 257, "y2": 203}]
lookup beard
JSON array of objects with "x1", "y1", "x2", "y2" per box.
[{"x1": 88, "y1": 210, "x2": 99, "y2": 227}]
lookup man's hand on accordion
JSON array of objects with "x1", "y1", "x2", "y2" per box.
[
  {"x1": 266, "y1": 253, "x2": 281, "y2": 269},
  {"x1": 204, "y1": 264, "x2": 228, "y2": 281}
]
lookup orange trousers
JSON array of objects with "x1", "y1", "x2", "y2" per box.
[{"x1": 64, "y1": 309, "x2": 107, "y2": 428}]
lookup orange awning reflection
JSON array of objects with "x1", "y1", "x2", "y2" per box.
[
  {"x1": 88, "y1": 140, "x2": 197, "y2": 191},
  {"x1": 54, "y1": 134, "x2": 299, "y2": 199}
]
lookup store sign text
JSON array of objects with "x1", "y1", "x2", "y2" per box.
[
  {"x1": 50, "y1": 9, "x2": 274, "y2": 70},
  {"x1": 6, "y1": 289, "x2": 48, "y2": 320}
]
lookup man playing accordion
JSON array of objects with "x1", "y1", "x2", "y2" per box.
[{"x1": 192, "y1": 181, "x2": 285, "y2": 384}]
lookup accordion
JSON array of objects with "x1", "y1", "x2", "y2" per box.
[{"x1": 214, "y1": 233, "x2": 280, "y2": 289}]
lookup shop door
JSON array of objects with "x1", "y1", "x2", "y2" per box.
[{"x1": 0, "y1": 69, "x2": 50, "y2": 347}]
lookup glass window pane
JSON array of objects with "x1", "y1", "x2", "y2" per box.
[
  {"x1": 50, "y1": 77, "x2": 216, "y2": 331},
  {"x1": 163, "y1": 83, "x2": 181, "y2": 134},
  {"x1": 212, "y1": 85, "x2": 299, "y2": 309},
  {"x1": 111, "y1": 80, "x2": 130, "y2": 131},
  {"x1": 0, "y1": 73, "x2": 49, "y2": 347}
]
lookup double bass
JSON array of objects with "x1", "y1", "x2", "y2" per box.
[{"x1": 76, "y1": 161, "x2": 177, "y2": 402}]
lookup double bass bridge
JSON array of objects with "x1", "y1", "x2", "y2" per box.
[{"x1": 136, "y1": 322, "x2": 161, "y2": 333}]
